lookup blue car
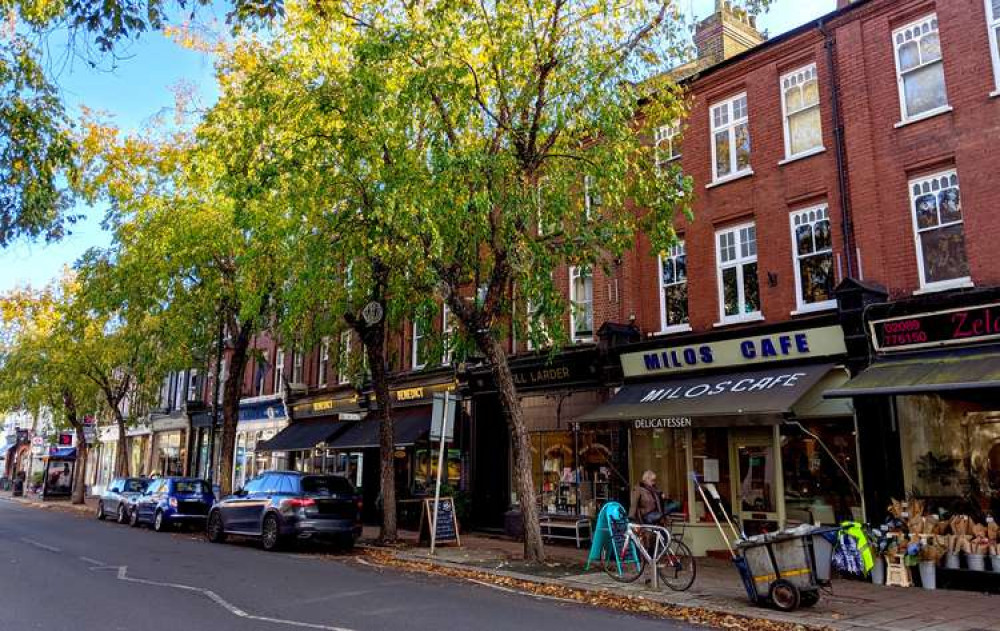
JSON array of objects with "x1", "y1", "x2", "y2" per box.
[{"x1": 129, "y1": 477, "x2": 214, "y2": 532}]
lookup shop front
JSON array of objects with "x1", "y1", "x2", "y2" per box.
[
  {"x1": 466, "y1": 348, "x2": 618, "y2": 530},
  {"x1": 149, "y1": 414, "x2": 188, "y2": 477},
  {"x1": 231, "y1": 395, "x2": 289, "y2": 490},
  {"x1": 580, "y1": 322, "x2": 863, "y2": 555},
  {"x1": 830, "y1": 289, "x2": 1000, "y2": 522},
  {"x1": 126, "y1": 425, "x2": 151, "y2": 477}
]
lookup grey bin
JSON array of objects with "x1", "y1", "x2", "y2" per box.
[
  {"x1": 812, "y1": 529, "x2": 837, "y2": 582},
  {"x1": 738, "y1": 533, "x2": 818, "y2": 594}
]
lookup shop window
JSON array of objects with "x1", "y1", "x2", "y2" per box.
[
  {"x1": 780, "y1": 420, "x2": 862, "y2": 525},
  {"x1": 414, "y1": 448, "x2": 462, "y2": 495},
  {"x1": 790, "y1": 205, "x2": 835, "y2": 311},
  {"x1": 569, "y1": 266, "x2": 594, "y2": 342},
  {"x1": 630, "y1": 427, "x2": 688, "y2": 517},
  {"x1": 909, "y1": 170, "x2": 970, "y2": 289},
  {"x1": 781, "y1": 64, "x2": 823, "y2": 159},
  {"x1": 318, "y1": 337, "x2": 330, "y2": 387},
  {"x1": 655, "y1": 123, "x2": 682, "y2": 169},
  {"x1": 710, "y1": 93, "x2": 751, "y2": 183},
  {"x1": 716, "y1": 222, "x2": 760, "y2": 323},
  {"x1": 893, "y1": 14, "x2": 949, "y2": 122},
  {"x1": 988, "y1": 0, "x2": 1000, "y2": 92},
  {"x1": 898, "y1": 395, "x2": 976, "y2": 503},
  {"x1": 658, "y1": 241, "x2": 689, "y2": 332}
]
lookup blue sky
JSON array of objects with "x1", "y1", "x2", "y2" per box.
[{"x1": 0, "y1": 0, "x2": 836, "y2": 292}]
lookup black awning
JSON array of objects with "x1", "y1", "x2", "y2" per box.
[
  {"x1": 257, "y1": 419, "x2": 347, "y2": 452},
  {"x1": 825, "y1": 347, "x2": 1000, "y2": 398},
  {"x1": 578, "y1": 363, "x2": 836, "y2": 426},
  {"x1": 327, "y1": 406, "x2": 432, "y2": 450}
]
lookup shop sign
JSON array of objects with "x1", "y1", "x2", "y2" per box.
[
  {"x1": 621, "y1": 325, "x2": 846, "y2": 378},
  {"x1": 633, "y1": 417, "x2": 692, "y2": 430},
  {"x1": 637, "y1": 371, "x2": 809, "y2": 402},
  {"x1": 871, "y1": 302, "x2": 1000, "y2": 352},
  {"x1": 396, "y1": 387, "x2": 425, "y2": 402},
  {"x1": 391, "y1": 382, "x2": 456, "y2": 405}
]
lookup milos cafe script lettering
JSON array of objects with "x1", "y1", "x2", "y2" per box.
[{"x1": 639, "y1": 372, "x2": 807, "y2": 403}]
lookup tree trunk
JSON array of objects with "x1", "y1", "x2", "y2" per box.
[
  {"x1": 72, "y1": 425, "x2": 88, "y2": 505},
  {"x1": 478, "y1": 334, "x2": 545, "y2": 562},
  {"x1": 113, "y1": 408, "x2": 130, "y2": 477},
  {"x1": 218, "y1": 327, "x2": 252, "y2": 497},
  {"x1": 362, "y1": 319, "x2": 396, "y2": 544}
]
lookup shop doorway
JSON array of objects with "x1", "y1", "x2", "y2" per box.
[{"x1": 731, "y1": 429, "x2": 779, "y2": 535}]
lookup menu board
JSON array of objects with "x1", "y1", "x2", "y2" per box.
[
  {"x1": 419, "y1": 497, "x2": 460, "y2": 547},
  {"x1": 872, "y1": 303, "x2": 1000, "y2": 352}
]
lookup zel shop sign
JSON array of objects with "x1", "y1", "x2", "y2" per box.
[
  {"x1": 871, "y1": 303, "x2": 1000, "y2": 352},
  {"x1": 620, "y1": 325, "x2": 846, "y2": 378}
]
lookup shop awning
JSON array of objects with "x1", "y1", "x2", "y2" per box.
[
  {"x1": 46, "y1": 447, "x2": 76, "y2": 459},
  {"x1": 257, "y1": 419, "x2": 347, "y2": 452},
  {"x1": 327, "y1": 406, "x2": 432, "y2": 450},
  {"x1": 578, "y1": 363, "x2": 838, "y2": 427},
  {"x1": 825, "y1": 347, "x2": 1000, "y2": 398}
]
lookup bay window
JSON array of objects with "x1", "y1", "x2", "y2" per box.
[
  {"x1": 909, "y1": 170, "x2": 970, "y2": 289},
  {"x1": 710, "y1": 93, "x2": 751, "y2": 182},
  {"x1": 716, "y1": 223, "x2": 760, "y2": 323},
  {"x1": 781, "y1": 64, "x2": 823, "y2": 159},
  {"x1": 658, "y1": 242, "x2": 689, "y2": 332},
  {"x1": 791, "y1": 205, "x2": 835, "y2": 311},
  {"x1": 569, "y1": 266, "x2": 594, "y2": 342},
  {"x1": 893, "y1": 14, "x2": 949, "y2": 122}
]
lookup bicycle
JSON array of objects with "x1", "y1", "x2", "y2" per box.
[{"x1": 599, "y1": 520, "x2": 696, "y2": 591}]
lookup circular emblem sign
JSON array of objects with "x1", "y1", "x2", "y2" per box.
[{"x1": 362, "y1": 301, "x2": 384, "y2": 325}]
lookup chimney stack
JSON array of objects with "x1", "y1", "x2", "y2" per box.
[{"x1": 694, "y1": 0, "x2": 765, "y2": 66}]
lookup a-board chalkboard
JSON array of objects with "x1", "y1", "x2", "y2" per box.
[{"x1": 419, "y1": 497, "x2": 461, "y2": 547}]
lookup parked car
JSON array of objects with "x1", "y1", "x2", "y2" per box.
[
  {"x1": 96, "y1": 477, "x2": 148, "y2": 524},
  {"x1": 207, "y1": 471, "x2": 362, "y2": 551},
  {"x1": 129, "y1": 477, "x2": 214, "y2": 532}
]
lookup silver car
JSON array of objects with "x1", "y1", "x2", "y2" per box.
[{"x1": 96, "y1": 477, "x2": 149, "y2": 524}]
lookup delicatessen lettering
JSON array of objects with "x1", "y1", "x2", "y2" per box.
[
  {"x1": 639, "y1": 372, "x2": 807, "y2": 403},
  {"x1": 634, "y1": 417, "x2": 692, "y2": 429}
]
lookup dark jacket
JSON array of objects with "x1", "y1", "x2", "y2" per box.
[{"x1": 629, "y1": 483, "x2": 663, "y2": 523}]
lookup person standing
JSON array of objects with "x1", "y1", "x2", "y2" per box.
[{"x1": 629, "y1": 470, "x2": 680, "y2": 524}]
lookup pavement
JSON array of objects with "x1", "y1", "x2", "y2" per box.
[
  {"x1": 8, "y1": 494, "x2": 1000, "y2": 631},
  {"x1": 0, "y1": 496, "x2": 698, "y2": 631}
]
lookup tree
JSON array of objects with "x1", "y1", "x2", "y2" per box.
[
  {"x1": 0, "y1": 277, "x2": 100, "y2": 503},
  {"x1": 314, "y1": 0, "x2": 717, "y2": 561}
]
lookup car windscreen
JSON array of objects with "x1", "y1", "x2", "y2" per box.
[
  {"x1": 123, "y1": 479, "x2": 148, "y2": 493},
  {"x1": 174, "y1": 480, "x2": 209, "y2": 494},
  {"x1": 300, "y1": 476, "x2": 354, "y2": 496}
]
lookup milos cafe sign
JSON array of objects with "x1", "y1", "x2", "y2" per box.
[{"x1": 620, "y1": 325, "x2": 847, "y2": 378}]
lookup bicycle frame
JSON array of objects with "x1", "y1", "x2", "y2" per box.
[{"x1": 611, "y1": 523, "x2": 675, "y2": 589}]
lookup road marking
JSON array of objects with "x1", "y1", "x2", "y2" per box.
[
  {"x1": 79, "y1": 556, "x2": 106, "y2": 566},
  {"x1": 20, "y1": 538, "x2": 61, "y2": 553},
  {"x1": 114, "y1": 565, "x2": 356, "y2": 631}
]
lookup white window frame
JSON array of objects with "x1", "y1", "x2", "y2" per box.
[
  {"x1": 892, "y1": 14, "x2": 949, "y2": 124},
  {"x1": 655, "y1": 123, "x2": 682, "y2": 169},
  {"x1": 908, "y1": 169, "x2": 972, "y2": 292},
  {"x1": 187, "y1": 369, "x2": 199, "y2": 402},
  {"x1": 790, "y1": 205, "x2": 837, "y2": 313},
  {"x1": 715, "y1": 222, "x2": 761, "y2": 324},
  {"x1": 318, "y1": 338, "x2": 330, "y2": 387},
  {"x1": 584, "y1": 175, "x2": 600, "y2": 220},
  {"x1": 338, "y1": 331, "x2": 351, "y2": 385},
  {"x1": 986, "y1": 0, "x2": 1000, "y2": 95},
  {"x1": 292, "y1": 350, "x2": 304, "y2": 384},
  {"x1": 442, "y1": 304, "x2": 455, "y2": 366},
  {"x1": 568, "y1": 266, "x2": 594, "y2": 343},
  {"x1": 709, "y1": 92, "x2": 751, "y2": 184},
  {"x1": 780, "y1": 64, "x2": 824, "y2": 161},
  {"x1": 657, "y1": 242, "x2": 690, "y2": 334},
  {"x1": 411, "y1": 321, "x2": 426, "y2": 370},
  {"x1": 274, "y1": 348, "x2": 285, "y2": 394}
]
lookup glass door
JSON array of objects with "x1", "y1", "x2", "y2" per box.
[{"x1": 731, "y1": 429, "x2": 779, "y2": 536}]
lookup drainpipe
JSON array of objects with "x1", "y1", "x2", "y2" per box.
[{"x1": 820, "y1": 19, "x2": 857, "y2": 280}]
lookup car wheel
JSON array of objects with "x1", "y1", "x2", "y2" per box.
[
  {"x1": 153, "y1": 510, "x2": 168, "y2": 533},
  {"x1": 117, "y1": 505, "x2": 128, "y2": 524},
  {"x1": 206, "y1": 511, "x2": 227, "y2": 544},
  {"x1": 96, "y1": 502, "x2": 106, "y2": 520},
  {"x1": 261, "y1": 514, "x2": 283, "y2": 551},
  {"x1": 129, "y1": 507, "x2": 141, "y2": 527}
]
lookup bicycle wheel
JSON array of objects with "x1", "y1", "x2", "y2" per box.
[
  {"x1": 656, "y1": 539, "x2": 696, "y2": 591},
  {"x1": 600, "y1": 540, "x2": 646, "y2": 583}
]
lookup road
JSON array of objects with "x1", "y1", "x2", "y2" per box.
[{"x1": 0, "y1": 499, "x2": 696, "y2": 631}]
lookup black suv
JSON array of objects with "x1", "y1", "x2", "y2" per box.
[{"x1": 206, "y1": 471, "x2": 361, "y2": 551}]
